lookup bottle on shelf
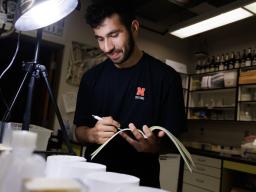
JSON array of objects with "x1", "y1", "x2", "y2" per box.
[
  {"x1": 224, "y1": 53, "x2": 229, "y2": 70},
  {"x1": 245, "y1": 47, "x2": 252, "y2": 67},
  {"x1": 241, "y1": 49, "x2": 247, "y2": 67},
  {"x1": 234, "y1": 51, "x2": 241, "y2": 69},
  {"x1": 195, "y1": 59, "x2": 201, "y2": 74},
  {"x1": 219, "y1": 54, "x2": 225, "y2": 71},
  {"x1": 205, "y1": 57, "x2": 210, "y2": 73},
  {"x1": 209, "y1": 56, "x2": 215, "y2": 72},
  {"x1": 252, "y1": 48, "x2": 256, "y2": 66},
  {"x1": 214, "y1": 55, "x2": 220, "y2": 72},
  {"x1": 200, "y1": 59, "x2": 205, "y2": 74},
  {"x1": 228, "y1": 52, "x2": 235, "y2": 69}
]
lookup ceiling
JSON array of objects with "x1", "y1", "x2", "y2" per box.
[
  {"x1": 86, "y1": 0, "x2": 255, "y2": 36},
  {"x1": 133, "y1": 0, "x2": 251, "y2": 35}
]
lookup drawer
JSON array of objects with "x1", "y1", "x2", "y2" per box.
[
  {"x1": 183, "y1": 170, "x2": 220, "y2": 192},
  {"x1": 184, "y1": 164, "x2": 221, "y2": 178},
  {"x1": 192, "y1": 155, "x2": 221, "y2": 168},
  {"x1": 182, "y1": 183, "x2": 211, "y2": 192}
]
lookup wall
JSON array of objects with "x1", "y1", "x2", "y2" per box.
[
  {"x1": 137, "y1": 28, "x2": 191, "y2": 64},
  {"x1": 204, "y1": 16, "x2": 256, "y2": 56},
  {"x1": 182, "y1": 121, "x2": 256, "y2": 147},
  {"x1": 187, "y1": 16, "x2": 256, "y2": 73},
  {"x1": 183, "y1": 16, "x2": 256, "y2": 147}
]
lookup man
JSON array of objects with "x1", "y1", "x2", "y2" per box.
[{"x1": 74, "y1": 0, "x2": 186, "y2": 188}]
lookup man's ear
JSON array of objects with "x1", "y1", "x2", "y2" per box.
[{"x1": 131, "y1": 20, "x2": 140, "y2": 34}]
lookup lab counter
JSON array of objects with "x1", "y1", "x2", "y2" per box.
[{"x1": 163, "y1": 148, "x2": 256, "y2": 192}]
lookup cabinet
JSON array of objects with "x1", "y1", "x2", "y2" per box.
[
  {"x1": 222, "y1": 160, "x2": 256, "y2": 192},
  {"x1": 160, "y1": 154, "x2": 181, "y2": 192},
  {"x1": 182, "y1": 155, "x2": 221, "y2": 192},
  {"x1": 187, "y1": 66, "x2": 256, "y2": 121}
]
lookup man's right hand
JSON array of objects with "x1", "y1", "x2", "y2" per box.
[
  {"x1": 75, "y1": 116, "x2": 119, "y2": 145},
  {"x1": 91, "y1": 116, "x2": 120, "y2": 144}
]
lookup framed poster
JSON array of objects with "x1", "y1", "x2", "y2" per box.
[{"x1": 66, "y1": 41, "x2": 107, "y2": 86}]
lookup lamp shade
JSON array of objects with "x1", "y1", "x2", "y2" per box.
[{"x1": 15, "y1": 0, "x2": 78, "y2": 31}]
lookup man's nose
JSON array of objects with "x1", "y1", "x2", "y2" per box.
[{"x1": 104, "y1": 39, "x2": 114, "y2": 53}]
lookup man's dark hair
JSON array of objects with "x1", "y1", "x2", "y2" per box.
[{"x1": 85, "y1": 0, "x2": 136, "y2": 29}]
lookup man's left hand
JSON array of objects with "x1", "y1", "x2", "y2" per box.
[{"x1": 119, "y1": 123, "x2": 165, "y2": 153}]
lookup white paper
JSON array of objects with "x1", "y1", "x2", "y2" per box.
[{"x1": 62, "y1": 92, "x2": 77, "y2": 113}]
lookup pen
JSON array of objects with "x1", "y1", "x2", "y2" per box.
[
  {"x1": 92, "y1": 115, "x2": 103, "y2": 121},
  {"x1": 92, "y1": 115, "x2": 121, "y2": 131}
]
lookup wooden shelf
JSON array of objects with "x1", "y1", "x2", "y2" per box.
[
  {"x1": 188, "y1": 119, "x2": 235, "y2": 122},
  {"x1": 239, "y1": 83, "x2": 256, "y2": 86},
  {"x1": 189, "y1": 106, "x2": 235, "y2": 110},
  {"x1": 190, "y1": 87, "x2": 236, "y2": 93},
  {"x1": 238, "y1": 101, "x2": 256, "y2": 104},
  {"x1": 190, "y1": 68, "x2": 238, "y2": 76}
]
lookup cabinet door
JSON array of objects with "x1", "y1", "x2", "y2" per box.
[
  {"x1": 183, "y1": 170, "x2": 220, "y2": 192},
  {"x1": 238, "y1": 84, "x2": 256, "y2": 121},
  {"x1": 183, "y1": 183, "x2": 210, "y2": 192},
  {"x1": 183, "y1": 155, "x2": 221, "y2": 192},
  {"x1": 160, "y1": 154, "x2": 181, "y2": 192}
]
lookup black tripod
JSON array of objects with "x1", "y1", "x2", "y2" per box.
[{"x1": 0, "y1": 29, "x2": 75, "y2": 155}]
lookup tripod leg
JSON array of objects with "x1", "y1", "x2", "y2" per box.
[
  {"x1": 0, "y1": 64, "x2": 33, "y2": 142},
  {"x1": 22, "y1": 70, "x2": 37, "y2": 131},
  {"x1": 39, "y1": 65, "x2": 75, "y2": 155}
]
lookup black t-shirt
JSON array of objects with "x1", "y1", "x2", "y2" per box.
[{"x1": 74, "y1": 53, "x2": 186, "y2": 187}]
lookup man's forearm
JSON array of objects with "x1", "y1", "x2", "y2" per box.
[{"x1": 75, "y1": 126, "x2": 93, "y2": 145}]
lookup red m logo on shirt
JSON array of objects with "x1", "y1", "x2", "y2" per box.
[{"x1": 136, "y1": 87, "x2": 145, "y2": 97}]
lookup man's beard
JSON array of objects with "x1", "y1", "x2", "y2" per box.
[{"x1": 111, "y1": 31, "x2": 135, "y2": 65}]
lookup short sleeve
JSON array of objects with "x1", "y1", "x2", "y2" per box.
[
  {"x1": 73, "y1": 73, "x2": 95, "y2": 127},
  {"x1": 158, "y1": 70, "x2": 187, "y2": 137}
]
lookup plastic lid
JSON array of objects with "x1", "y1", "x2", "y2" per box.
[{"x1": 11, "y1": 130, "x2": 37, "y2": 150}]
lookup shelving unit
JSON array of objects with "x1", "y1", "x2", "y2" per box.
[
  {"x1": 186, "y1": 66, "x2": 256, "y2": 122},
  {"x1": 188, "y1": 70, "x2": 237, "y2": 120}
]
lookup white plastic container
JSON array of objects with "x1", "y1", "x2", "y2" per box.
[
  {"x1": 224, "y1": 71, "x2": 237, "y2": 87},
  {"x1": 1, "y1": 122, "x2": 12, "y2": 146},
  {"x1": 0, "y1": 130, "x2": 46, "y2": 192},
  {"x1": 118, "y1": 186, "x2": 169, "y2": 192},
  {"x1": 0, "y1": 122, "x2": 52, "y2": 151},
  {"x1": 29, "y1": 124, "x2": 52, "y2": 151},
  {"x1": 45, "y1": 155, "x2": 86, "y2": 178},
  {"x1": 85, "y1": 172, "x2": 140, "y2": 192},
  {"x1": 23, "y1": 178, "x2": 88, "y2": 192},
  {"x1": 61, "y1": 161, "x2": 106, "y2": 180}
]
